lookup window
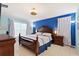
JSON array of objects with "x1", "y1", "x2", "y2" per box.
[{"x1": 14, "y1": 22, "x2": 27, "y2": 37}]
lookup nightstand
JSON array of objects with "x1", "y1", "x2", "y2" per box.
[{"x1": 53, "y1": 35, "x2": 64, "y2": 46}]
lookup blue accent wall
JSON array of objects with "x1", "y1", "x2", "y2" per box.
[
  {"x1": 33, "y1": 13, "x2": 76, "y2": 46},
  {"x1": 33, "y1": 18, "x2": 58, "y2": 31}
]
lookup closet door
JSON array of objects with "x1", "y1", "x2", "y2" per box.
[{"x1": 57, "y1": 16, "x2": 71, "y2": 46}]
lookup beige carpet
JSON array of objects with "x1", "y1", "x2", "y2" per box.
[{"x1": 14, "y1": 40, "x2": 79, "y2": 56}]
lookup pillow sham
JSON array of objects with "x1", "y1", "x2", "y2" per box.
[
  {"x1": 36, "y1": 32, "x2": 42, "y2": 35},
  {"x1": 42, "y1": 33, "x2": 51, "y2": 36}
]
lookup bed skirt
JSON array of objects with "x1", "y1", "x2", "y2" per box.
[{"x1": 39, "y1": 40, "x2": 53, "y2": 54}]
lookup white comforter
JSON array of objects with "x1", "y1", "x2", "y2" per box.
[{"x1": 21, "y1": 34, "x2": 52, "y2": 46}]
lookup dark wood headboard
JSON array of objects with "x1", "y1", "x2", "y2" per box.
[{"x1": 37, "y1": 26, "x2": 54, "y2": 34}]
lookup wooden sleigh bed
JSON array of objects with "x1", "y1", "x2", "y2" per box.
[{"x1": 19, "y1": 26, "x2": 55, "y2": 56}]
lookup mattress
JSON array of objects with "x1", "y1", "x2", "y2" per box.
[{"x1": 21, "y1": 34, "x2": 52, "y2": 46}]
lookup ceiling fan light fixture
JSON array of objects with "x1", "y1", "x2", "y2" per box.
[
  {"x1": 31, "y1": 11, "x2": 37, "y2": 15},
  {"x1": 30, "y1": 8, "x2": 37, "y2": 16}
]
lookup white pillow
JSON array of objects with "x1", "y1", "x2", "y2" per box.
[
  {"x1": 36, "y1": 32, "x2": 42, "y2": 35},
  {"x1": 43, "y1": 33, "x2": 51, "y2": 36}
]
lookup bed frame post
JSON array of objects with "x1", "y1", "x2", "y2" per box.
[
  {"x1": 19, "y1": 33, "x2": 21, "y2": 45},
  {"x1": 35, "y1": 35, "x2": 39, "y2": 56}
]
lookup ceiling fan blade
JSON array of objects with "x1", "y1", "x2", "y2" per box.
[{"x1": 1, "y1": 4, "x2": 8, "y2": 8}]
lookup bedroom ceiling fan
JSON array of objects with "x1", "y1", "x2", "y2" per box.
[{"x1": 1, "y1": 4, "x2": 8, "y2": 8}]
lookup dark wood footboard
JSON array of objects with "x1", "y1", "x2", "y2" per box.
[{"x1": 19, "y1": 34, "x2": 39, "y2": 56}]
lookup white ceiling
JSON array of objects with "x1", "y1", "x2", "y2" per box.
[{"x1": 1, "y1": 3, "x2": 79, "y2": 22}]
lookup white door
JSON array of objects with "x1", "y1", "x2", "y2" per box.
[{"x1": 57, "y1": 16, "x2": 71, "y2": 46}]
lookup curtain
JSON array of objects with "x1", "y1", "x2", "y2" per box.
[
  {"x1": 8, "y1": 18, "x2": 15, "y2": 37},
  {"x1": 57, "y1": 16, "x2": 71, "y2": 46}
]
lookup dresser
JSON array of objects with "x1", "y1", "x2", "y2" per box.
[
  {"x1": 53, "y1": 35, "x2": 64, "y2": 46},
  {"x1": 0, "y1": 35, "x2": 16, "y2": 56}
]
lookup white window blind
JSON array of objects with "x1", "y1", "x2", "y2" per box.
[{"x1": 14, "y1": 22, "x2": 27, "y2": 37}]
